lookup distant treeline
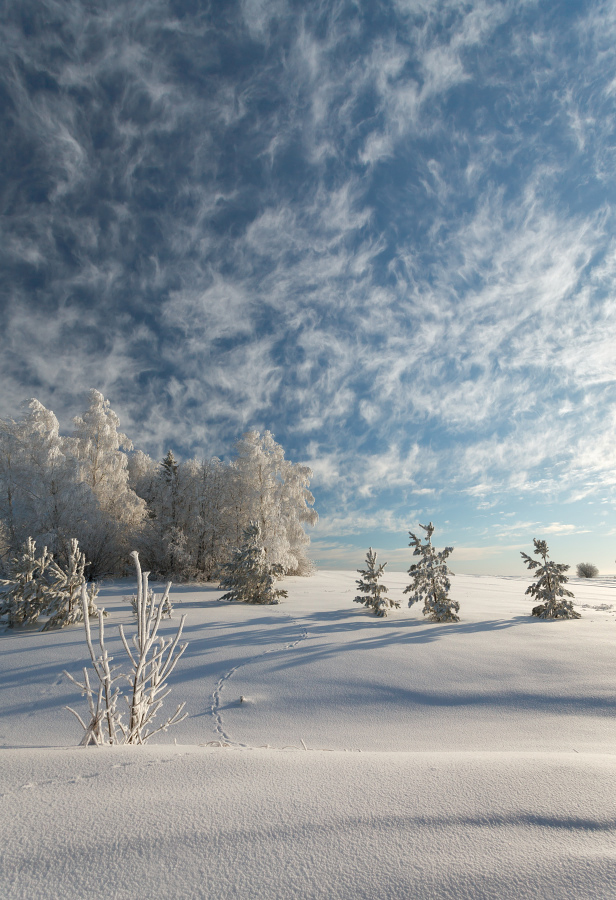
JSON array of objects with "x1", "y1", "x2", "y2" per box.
[{"x1": 0, "y1": 390, "x2": 317, "y2": 580}]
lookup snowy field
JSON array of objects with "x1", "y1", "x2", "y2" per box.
[{"x1": 2, "y1": 571, "x2": 616, "y2": 899}]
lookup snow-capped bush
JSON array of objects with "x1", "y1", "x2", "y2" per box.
[
  {"x1": 354, "y1": 547, "x2": 399, "y2": 617},
  {"x1": 219, "y1": 521, "x2": 288, "y2": 604},
  {"x1": 65, "y1": 551, "x2": 188, "y2": 745},
  {"x1": 576, "y1": 562, "x2": 598, "y2": 579},
  {"x1": 404, "y1": 522, "x2": 459, "y2": 623},
  {"x1": 521, "y1": 539, "x2": 580, "y2": 619}
]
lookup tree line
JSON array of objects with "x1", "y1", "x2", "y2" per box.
[{"x1": 0, "y1": 390, "x2": 317, "y2": 580}]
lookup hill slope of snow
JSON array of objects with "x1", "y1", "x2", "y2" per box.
[{"x1": 1, "y1": 572, "x2": 615, "y2": 898}]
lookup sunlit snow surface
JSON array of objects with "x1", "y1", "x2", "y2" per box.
[{"x1": 1, "y1": 573, "x2": 616, "y2": 899}]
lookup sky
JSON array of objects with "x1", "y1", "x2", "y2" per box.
[{"x1": 2, "y1": 0, "x2": 616, "y2": 574}]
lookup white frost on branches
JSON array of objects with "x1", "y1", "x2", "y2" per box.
[
  {"x1": 65, "y1": 551, "x2": 188, "y2": 745},
  {"x1": 354, "y1": 547, "x2": 399, "y2": 617},
  {"x1": 521, "y1": 539, "x2": 580, "y2": 619},
  {"x1": 404, "y1": 522, "x2": 459, "y2": 623},
  {"x1": 0, "y1": 536, "x2": 99, "y2": 629},
  {"x1": 219, "y1": 521, "x2": 288, "y2": 605}
]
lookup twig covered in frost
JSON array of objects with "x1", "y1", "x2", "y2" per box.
[
  {"x1": 64, "y1": 585, "x2": 124, "y2": 745},
  {"x1": 65, "y1": 551, "x2": 188, "y2": 745},
  {"x1": 119, "y1": 552, "x2": 188, "y2": 744}
]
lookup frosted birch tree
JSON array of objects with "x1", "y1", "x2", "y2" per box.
[
  {"x1": 404, "y1": 522, "x2": 459, "y2": 622},
  {"x1": 70, "y1": 390, "x2": 146, "y2": 575},
  {"x1": 233, "y1": 430, "x2": 317, "y2": 575}
]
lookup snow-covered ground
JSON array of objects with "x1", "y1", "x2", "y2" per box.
[{"x1": 2, "y1": 571, "x2": 616, "y2": 899}]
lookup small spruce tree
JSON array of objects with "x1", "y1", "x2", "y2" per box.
[
  {"x1": 521, "y1": 539, "x2": 580, "y2": 618},
  {"x1": 404, "y1": 522, "x2": 459, "y2": 622},
  {"x1": 43, "y1": 538, "x2": 100, "y2": 630},
  {"x1": 0, "y1": 538, "x2": 55, "y2": 627},
  {"x1": 354, "y1": 547, "x2": 399, "y2": 617},
  {"x1": 219, "y1": 521, "x2": 288, "y2": 604}
]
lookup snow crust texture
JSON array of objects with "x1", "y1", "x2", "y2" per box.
[{"x1": 1, "y1": 748, "x2": 615, "y2": 900}]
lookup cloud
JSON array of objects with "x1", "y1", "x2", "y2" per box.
[{"x1": 1, "y1": 0, "x2": 616, "y2": 560}]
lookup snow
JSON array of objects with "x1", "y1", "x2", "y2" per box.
[{"x1": 2, "y1": 571, "x2": 616, "y2": 899}]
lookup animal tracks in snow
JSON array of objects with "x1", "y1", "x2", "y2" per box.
[{"x1": 210, "y1": 609, "x2": 309, "y2": 749}]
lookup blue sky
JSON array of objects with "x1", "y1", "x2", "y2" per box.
[{"x1": 2, "y1": 0, "x2": 616, "y2": 574}]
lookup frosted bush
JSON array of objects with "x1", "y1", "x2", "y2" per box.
[
  {"x1": 576, "y1": 562, "x2": 598, "y2": 578},
  {"x1": 65, "y1": 551, "x2": 188, "y2": 745}
]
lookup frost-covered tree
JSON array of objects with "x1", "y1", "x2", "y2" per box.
[
  {"x1": 233, "y1": 431, "x2": 317, "y2": 575},
  {"x1": 0, "y1": 401, "x2": 89, "y2": 558},
  {"x1": 70, "y1": 390, "x2": 147, "y2": 575},
  {"x1": 521, "y1": 539, "x2": 580, "y2": 619},
  {"x1": 43, "y1": 538, "x2": 100, "y2": 630},
  {"x1": 404, "y1": 522, "x2": 459, "y2": 623},
  {"x1": 576, "y1": 562, "x2": 598, "y2": 578},
  {"x1": 354, "y1": 547, "x2": 399, "y2": 617},
  {"x1": 0, "y1": 536, "x2": 99, "y2": 630},
  {"x1": 219, "y1": 521, "x2": 288, "y2": 604},
  {"x1": 0, "y1": 538, "x2": 55, "y2": 627}
]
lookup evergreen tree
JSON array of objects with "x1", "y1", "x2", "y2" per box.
[
  {"x1": 219, "y1": 521, "x2": 288, "y2": 604},
  {"x1": 521, "y1": 539, "x2": 580, "y2": 619},
  {"x1": 404, "y1": 522, "x2": 459, "y2": 622},
  {"x1": 354, "y1": 547, "x2": 399, "y2": 617},
  {"x1": 0, "y1": 537, "x2": 55, "y2": 627},
  {"x1": 43, "y1": 538, "x2": 100, "y2": 630}
]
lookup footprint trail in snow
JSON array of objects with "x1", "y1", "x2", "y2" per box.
[{"x1": 210, "y1": 609, "x2": 308, "y2": 748}]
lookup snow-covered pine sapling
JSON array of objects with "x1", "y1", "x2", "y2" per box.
[
  {"x1": 43, "y1": 538, "x2": 100, "y2": 630},
  {"x1": 65, "y1": 551, "x2": 188, "y2": 745},
  {"x1": 521, "y1": 539, "x2": 580, "y2": 619},
  {"x1": 219, "y1": 521, "x2": 288, "y2": 604},
  {"x1": 404, "y1": 522, "x2": 459, "y2": 623},
  {"x1": 354, "y1": 547, "x2": 399, "y2": 617},
  {"x1": 0, "y1": 537, "x2": 55, "y2": 628}
]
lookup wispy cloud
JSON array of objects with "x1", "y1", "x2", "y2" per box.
[{"x1": 1, "y1": 0, "x2": 616, "y2": 569}]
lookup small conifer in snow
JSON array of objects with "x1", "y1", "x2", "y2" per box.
[
  {"x1": 0, "y1": 537, "x2": 54, "y2": 627},
  {"x1": 128, "y1": 587, "x2": 173, "y2": 619},
  {"x1": 404, "y1": 522, "x2": 459, "y2": 622},
  {"x1": 0, "y1": 537, "x2": 100, "y2": 630},
  {"x1": 43, "y1": 538, "x2": 100, "y2": 630},
  {"x1": 521, "y1": 539, "x2": 580, "y2": 619},
  {"x1": 219, "y1": 521, "x2": 288, "y2": 604},
  {"x1": 354, "y1": 547, "x2": 399, "y2": 617}
]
